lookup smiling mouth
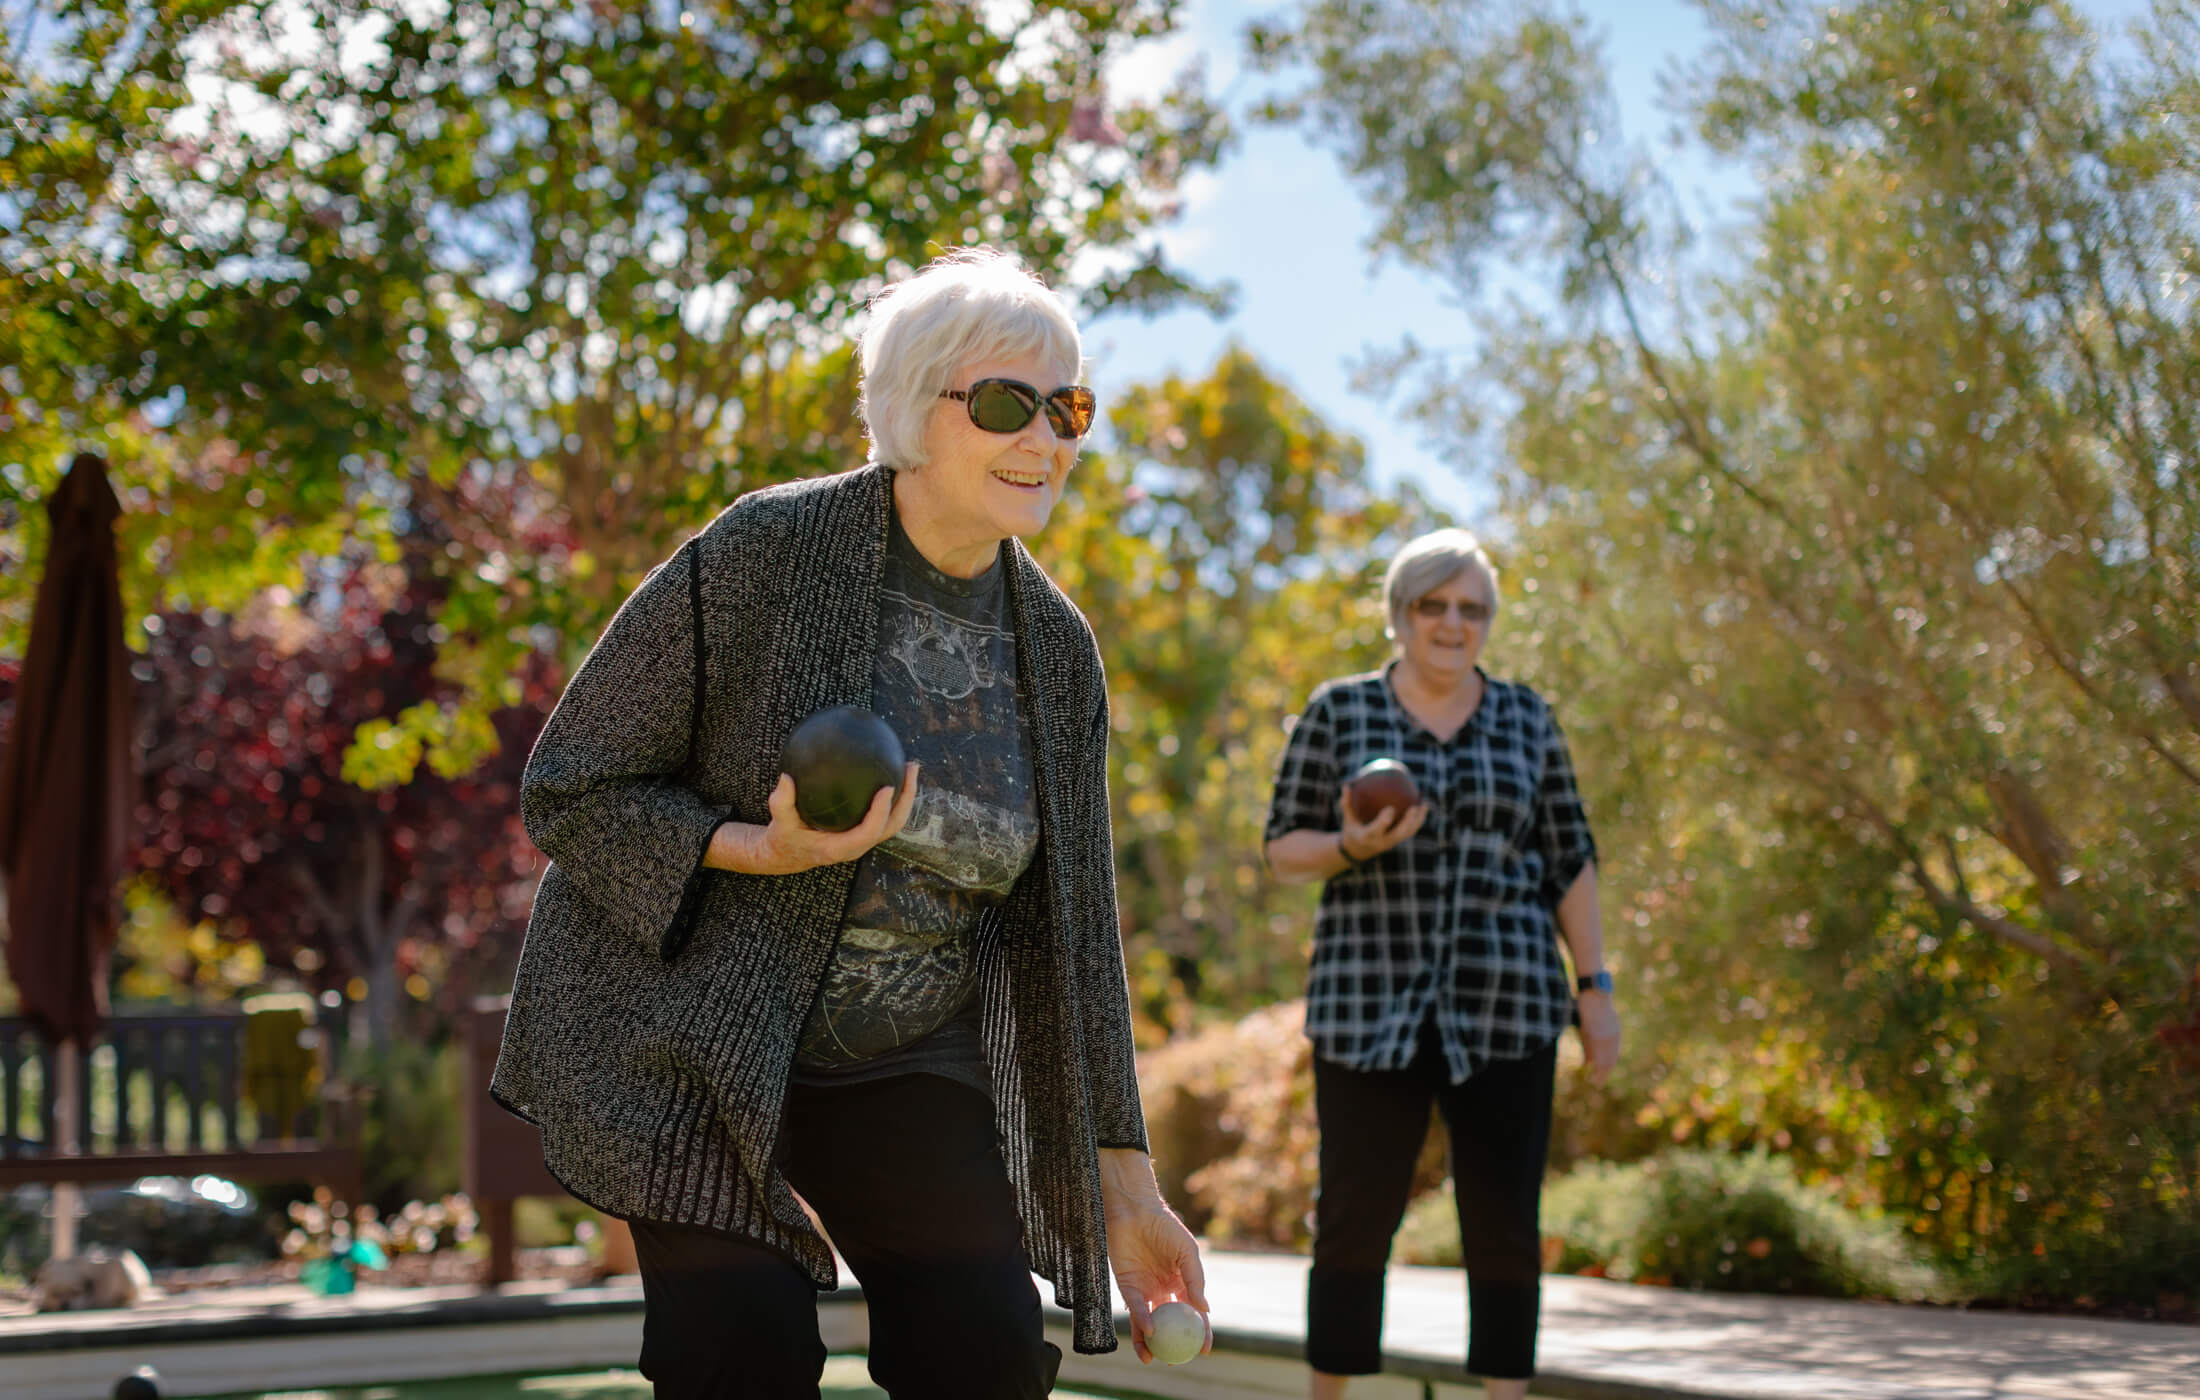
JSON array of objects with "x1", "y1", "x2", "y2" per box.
[{"x1": 992, "y1": 469, "x2": 1048, "y2": 489}]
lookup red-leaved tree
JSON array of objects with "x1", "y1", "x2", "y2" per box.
[{"x1": 131, "y1": 501, "x2": 561, "y2": 1043}]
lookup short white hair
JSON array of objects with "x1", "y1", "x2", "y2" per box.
[
  {"x1": 1383, "y1": 528, "x2": 1501, "y2": 641},
  {"x1": 857, "y1": 247, "x2": 1084, "y2": 470}
]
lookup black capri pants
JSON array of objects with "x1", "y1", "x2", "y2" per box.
[
  {"x1": 1307, "y1": 1026, "x2": 1558, "y2": 1381},
  {"x1": 628, "y1": 1073, "x2": 1060, "y2": 1400}
]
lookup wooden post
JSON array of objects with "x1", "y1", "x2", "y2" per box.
[
  {"x1": 483, "y1": 1197, "x2": 518, "y2": 1286},
  {"x1": 462, "y1": 998, "x2": 567, "y2": 1289},
  {"x1": 52, "y1": 1039, "x2": 79, "y2": 1259}
]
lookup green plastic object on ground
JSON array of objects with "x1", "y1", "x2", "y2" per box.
[{"x1": 300, "y1": 1237, "x2": 387, "y2": 1296}]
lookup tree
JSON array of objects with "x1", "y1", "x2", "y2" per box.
[
  {"x1": 1038, "y1": 348, "x2": 1448, "y2": 1031},
  {"x1": 130, "y1": 509, "x2": 561, "y2": 1044},
  {"x1": 3, "y1": 0, "x2": 1230, "y2": 775},
  {"x1": 1261, "y1": 0, "x2": 2200, "y2": 1298}
]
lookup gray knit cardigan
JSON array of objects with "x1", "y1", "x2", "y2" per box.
[{"x1": 492, "y1": 464, "x2": 1147, "y2": 1355}]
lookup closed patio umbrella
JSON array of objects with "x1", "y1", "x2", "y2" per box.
[{"x1": 0, "y1": 452, "x2": 136, "y2": 1258}]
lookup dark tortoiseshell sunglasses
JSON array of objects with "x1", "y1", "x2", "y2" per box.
[{"x1": 939, "y1": 378, "x2": 1097, "y2": 439}]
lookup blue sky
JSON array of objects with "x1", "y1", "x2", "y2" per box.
[{"x1": 1088, "y1": 0, "x2": 2160, "y2": 516}]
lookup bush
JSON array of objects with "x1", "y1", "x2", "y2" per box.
[
  {"x1": 1536, "y1": 1151, "x2": 1946, "y2": 1299},
  {"x1": 514, "y1": 1196, "x2": 600, "y2": 1249},
  {"x1": 1394, "y1": 1184, "x2": 1465, "y2": 1267},
  {"x1": 1395, "y1": 1161, "x2": 1639, "y2": 1271},
  {"x1": 1139, "y1": 1002, "x2": 1319, "y2": 1246},
  {"x1": 1533, "y1": 1160, "x2": 1641, "y2": 1275},
  {"x1": 1400, "y1": 1152, "x2": 1946, "y2": 1300},
  {"x1": 1138, "y1": 1001, "x2": 1445, "y2": 1248},
  {"x1": 349, "y1": 1037, "x2": 465, "y2": 1213}
]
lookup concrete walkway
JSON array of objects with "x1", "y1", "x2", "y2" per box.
[
  {"x1": 1099, "y1": 1249, "x2": 2200, "y2": 1400},
  {"x1": 3, "y1": 1249, "x2": 2195, "y2": 1399}
]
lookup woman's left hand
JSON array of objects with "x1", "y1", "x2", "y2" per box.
[{"x1": 1105, "y1": 1196, "x2": 1212, "y2": 1364}]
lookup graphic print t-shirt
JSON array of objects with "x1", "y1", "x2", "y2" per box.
[{"x1": 792, "y1": 512, "x2": 1040, "y2": 1097}]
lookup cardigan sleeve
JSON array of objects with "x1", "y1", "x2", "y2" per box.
[
  {"x1": 520, "y1": 538, "x2": 724, "y2": 959},
  {"x1": 1076, "y1": 682, "x2": 1150, "y2": 1154}
]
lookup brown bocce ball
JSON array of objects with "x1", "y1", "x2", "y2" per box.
[{"x1": 1344, "y1": 758, "x2": 1419, "y2": 824}]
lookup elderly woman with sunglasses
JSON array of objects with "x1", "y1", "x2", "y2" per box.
[
  {"x1": 1262, "y1": 530, "x2": 1620, "y2": 1400},
  {"x1": 494, "y1": 248, "x2": 1208, "y2": 1399}
]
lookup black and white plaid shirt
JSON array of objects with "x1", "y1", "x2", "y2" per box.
[{"x1": 1264, "y1": 665, "x2": 1598, "y2": 1080}]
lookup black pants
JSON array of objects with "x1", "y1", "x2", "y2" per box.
[
  {"x1": 1307, "y1": 1029, "x2": 1557, "y2": 1381},
  {"x1": 629, "y1": 1073, "x2": 1060, "y2": 1400}
]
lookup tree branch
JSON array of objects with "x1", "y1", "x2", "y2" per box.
[{"x1": 289, "y1": 858, "x2": 344, "y2": 940}]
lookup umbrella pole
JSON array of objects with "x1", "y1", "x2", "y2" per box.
[{"x1": 53, "y1": 1040, "x2": 80, "y2": 1259}]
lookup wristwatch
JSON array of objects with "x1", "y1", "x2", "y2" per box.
[{"x1": 1576, "y1": 970, "x2": 1614, "y2": 995}]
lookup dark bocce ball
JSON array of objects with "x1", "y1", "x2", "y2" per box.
[
  {"x1": 1343, "y1": 758, "x2": 1419, "y2": 826},
  {"x1": 782, "y1": 706, "x2": 907, "y2": 832},
  {"x1": 114, "y1": 1368, "x2": 162, "y2": 1400}
]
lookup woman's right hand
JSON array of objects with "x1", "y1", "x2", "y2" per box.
[
  {"x1": 1338, "y1": 792, "x2": 1428, "y2": 863},
  {"x1": 709, "y1": 764, "x2": 920, "y2": 876}
]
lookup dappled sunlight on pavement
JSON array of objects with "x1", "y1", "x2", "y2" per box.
[{"x1": 1175, "y1": 1250, "x2": 2200, "y2": 1400}]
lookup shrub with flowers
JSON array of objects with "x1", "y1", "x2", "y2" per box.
[
  {"x1": 1138, "y1": 1001, "x2": 1445, "y2": 1248},
  {"x1": 385, "y1": 1194, "x2": 480, "y2": 1257},
  {"x1": 282, "y1": 1190, "x2": 479, "y2": 1293},
  {"x1": 282, "y1": 1189, "x2": 388, "y2": 1296}
]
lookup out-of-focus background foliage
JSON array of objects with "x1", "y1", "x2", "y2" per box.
[{"x1": 3, "y1": 0, "x2": 2194, "y2": 1311}]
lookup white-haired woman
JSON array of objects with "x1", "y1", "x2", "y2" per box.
[
  {"x1": 1262, "y1": 530, "x2": 1619, "y2": 1400},
  {"x1": 495, "y1": 248, "x2": 1208, "y2": 1399}
]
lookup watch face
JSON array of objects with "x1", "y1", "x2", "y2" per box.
[{"x1": 1579, "y1": 971, "x2": 1613, "y2": 994}]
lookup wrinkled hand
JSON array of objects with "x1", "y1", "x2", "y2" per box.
[
  {"x1": 1577, "y1": 991, "x2": 1621, "y2": 1085},
  {"x1": 1337, "y1": 793, "x2": 1429, "y2": 863},
  {"x1": 748, "y1": 764, "x2": 920, "y2": 875},
  {"x1": 1105, "y1": 1196, "x2": 1211, "y2": 1365}
]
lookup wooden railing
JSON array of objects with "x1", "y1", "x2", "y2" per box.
[{"x1": 0, "y1": 1011, "x2": 360, "y2": 1194}]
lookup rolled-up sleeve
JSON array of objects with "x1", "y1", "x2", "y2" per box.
[
  {"x1": 1533, "y1": 702, "x2": 1598, "y2": 906},
  {"x1": 1264, "y1": 688, "x2": 1339, "y2": 843},
  {"x1": 520, "y1": 540, "x2": 724, "y2": 959}
]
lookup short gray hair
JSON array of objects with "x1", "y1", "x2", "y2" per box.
[
  {"x1": 1383, "y1": 528, "x2": 1500, "y2": 641},
  {"x1": 857, "y1": 247, "x2": 1084, "y2": 470}
]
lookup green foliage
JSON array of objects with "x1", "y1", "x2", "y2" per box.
[
  {"x1": 1391, "y1": 1183, "x2": 1461, "y2": 1269},
  {"x1": 512, "y1": 1196, "x2": 598, "y2": 1251},
  {"x1": 1264, "y1": 0, "x2": 2200, "y2": 1302},
  {"x1": 2, "y1": 0, "x2": 1229, "y2": 775},
  {"x1": 1573, "y1": 1152, "x2": 1946, "y2": 1300},
  {"x1": 348, "y1": 1036, "x2": 464, "y2": 1214},
  {"x1": 1402, "y1": 1152, "x2": 1946, "y2": 1301}
]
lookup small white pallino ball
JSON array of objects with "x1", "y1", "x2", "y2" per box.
[{"x1": 1146, "y1": 1300, "x2": 1207, "y2": 1366}]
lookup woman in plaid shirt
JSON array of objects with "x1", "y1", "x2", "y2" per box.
[{"x1": 1264, "y1": 529, "x2": 1622, "y2": 1400}]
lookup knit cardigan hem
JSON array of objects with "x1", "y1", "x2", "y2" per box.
[{"x1": 487, "y1": 1084, "x2": 840, "y2": 1288}]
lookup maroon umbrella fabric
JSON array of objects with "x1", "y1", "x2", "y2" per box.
[{"x1": 0, "y1": 453, "x2": 135, "y2": 1045}]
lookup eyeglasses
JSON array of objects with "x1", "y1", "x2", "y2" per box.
[
  {"x1": 1411, "y1": 597, "x2": 1494, "y2": 624},
  {"x1": 939, "y1": 379, "x2": 1097, "y2": 439}
]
